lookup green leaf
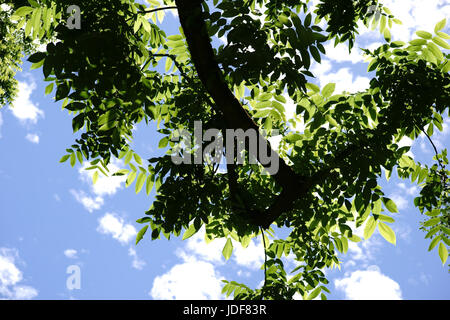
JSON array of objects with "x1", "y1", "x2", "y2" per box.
[
  {"x1": 146, "y1": 175, "x2": 154, "y2": 195},
  {"x1": 254, "y1": 109, "x2": 271, "y2": 119},
  {"x1": 341, "y1": 236, "x2": 349, "y2": 253},
  {"x1": 373, "y1": 199, "x2": 382, "y2": 215},
  {"x1": 136, "y1": 217, "x2": 151, "y2": 224},
  {"x1": 428, "y1": 235, "x2": 442, "y2": 251},
  {"x1": 182, "y1": 223, "x2": 198, "y2": 240},
  {"x1": 70, "y1": 153, "x2": 76, "y2": 167},
  {"x1": 432, "y1": 37, "x2": 450, "y2": 49},
  {"x1": 133, "y1": 17, "x2": 142, "y2": 33},
  {"x1": 28, "y1": 52, "x2": 46, "y2": 63},
  {"x1": 126, "y1": 171, "x2": 137, "y2": 187},
  {"x1": 76, "y1": 151, "x2": 83, "y2": 164},
  {"x1": 438, "y1": 242, "x2": 448, "y2": 265},
  {"x1": 376, "y1": 214, "x2": 395, "y2": 223},
  {"x1": 434, "y1": 18, "x2": 446, "y2": 33},
  {"x1": 436, "y1": 31, "x2": 450, "y2": 39},
  {"x1": 423, "y1": 217, "x2": 440, "y2": 227},
  {"x1": 44, "y1": 83, "x2": 54, "y2": 95},
  {"x1": 349, "y1": 234, "x2": 362, "y2": 242},
  {"x1": 92, "y1": 171, "x2": 99, "y2": 184},
  {"x1": 364, "y1": 216, "x2": 377, "y2": 240},
  {"x1": 165, "y1": 56, "x2": 173, "y2": 72},
  {"x1": 305, "y1": 83, "x2": 320, "y2": 93},
  {"x1": 309, "y1": 46, "x2": 321, "y2": 63},
  {"x1": 222, "y1": 238, "x2": 233, "y2": 260},
  {"x1": 416, "y1": 30, "x2": 432, "y2": 39},
  {"x1": 124, "y1": 150, "x2": 133, "y2": 165},
  {"x1": 409, "y1": 39, "x2": 427, "y2": 46},
  {"x1": 427, "y1": 42, "x2": 444, "y2": 61},
  {"x1": 59, "y1": 154, "x2": 70, "y2": 163},
  {"x1": 135, "y1": 172, "x2": 146, "y2": 193},
  {"x1": 378, "y1": 222, "x2": 396, "y2": 245},
  {"x1": 136, "y1": 225, "x2": 149, "y2": 245},
  {"x1": 14, "y1": 6, "x2": 34, "y2": 17},
  {"x1": 322, "y1": 83, "x2": 335, "y2": 98},
  {"x1": 382, "y1": 197, "x2": 398, "y2": 213},
  {"x1": 158, "y1": 137, "x2": 169, "y2": 149},
  {"x1": 383, "y1": 28, "x2": 391, "y2": 42},
  {"x1": 306, "y1": 287, "x2": 321, "y2": 300}
]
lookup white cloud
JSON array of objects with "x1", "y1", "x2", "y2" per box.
[
  {"x1": 380, "y1": 0, "x2": 450, "y2": 42},
  {"x1": 78, "y1": 158, "x2": 126, "y2": 197},
  {"x1": 390, "y1": 194, "x2": 408, "y2": 211},
  {"x1": 397, "y1": 183, "x2": 418, "y2": 196},
  {"x1": 343, "y1": 221, "x2": 383, "y2": 269},
  {"x1": 408, "y1": 272, "x2": 432, "y2": 286},
  {"x1": 150, "y1": 256, "x2": 224, "y2": 300},
  {"x1": 128, "y1": 247, "x2": 146, "y2": 270},
  {"x1": 432, "y1": 118, "x2": 450, "y2": 150},
  {"x1": 393, "y1": 223, "x2": 412, "y2": 243},
  {"x1": 311, "y1": 60, "x2": 370, "y2": 94},
  {"x1": 97, "y1": 213, "x2": 137, "y2": 245},
  {"x1": 9, "y1": 80, "x2": 44, "y2": 124},
  {"x1": 323, "y1": 42, "x2": 365, "y2": 64},
  {"x1": 396, "y1": 136, "x2": 414, "y2": 158},
  {"x1": 334, "y1": 265, "x2": 402, "y2": 300},
  {"x1": 233, "y1": 239, "x2": 264, "y2": 270},
  {"x1": 25, "y1": 133, "x2": 40, "y2": 144},
  {"x1": 64, "y1": 249, "x2": 78, "y2": 259},
  {"x1": 182, "y1": 228, "x2": 264, "y2": 270},
  {"x1": 0, "y1": 248, "x2": 38, "y2": 300},
  {"x1": 184, "y1": 230, "x2": 226, "y2": 264},
  {"x1": 70, "y1": 189, "x2": 104, "y2": 213}
]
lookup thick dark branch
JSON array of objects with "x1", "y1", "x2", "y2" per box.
[
  {"x1": 174, "y1": 0, "x2": 303, "y2": 188},
  {"x1": 175, "y1": 0, "x2": 349, "y2": 229}
]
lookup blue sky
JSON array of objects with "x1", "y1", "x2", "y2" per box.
[{"x1": 0, "y1": 0, "x2": 449, "y2": 300}]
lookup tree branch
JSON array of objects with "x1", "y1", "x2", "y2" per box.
[
  {"x1": 126, "y1": 6, "x2": 178, "y2": 22},
  {"x1": 174, "y1": 0, "x2": 356, "y2": 229},
  {"x1": 175, "y1": 1, "x2": 305, "y2": 179}
]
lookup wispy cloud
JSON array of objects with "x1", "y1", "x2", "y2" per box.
[
  {"x1": 128, "y1": 247, "x2": 146, "y2": 270},
  {"x1": 311, "y1": 59, "x2": 371, "y2": 94},
  {"x1": 70, "y1": 189, "x2": 104, "y2": 213},
  {"x1": 0, "y1": 248, "x2": 38, "y2": 300},
  {"x1": 97, "y1": 213, "x2": 137, "y2": 245},
  {"x1": 25, "y1": 133, "x2": 40, "y2": 144},
  {"x1": 78, "y1": 158, "x2": 127, "y2": 197},
  {"x1": 150, "y1": 255, "x2": 224, "y2": 300},
  {"x1": 63, "y1": 249, "x2": 78, "y2": 259},
  {"x1": 9, "y1": 80, "x2": 44, "y2": 124},
  {"x1": 334, "y1": 265, "x2": 402, "y2": 300}
]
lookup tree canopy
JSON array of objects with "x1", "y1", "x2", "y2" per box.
[{"x1": 2, "y1": 0, "x2": 449, "y2": 300}]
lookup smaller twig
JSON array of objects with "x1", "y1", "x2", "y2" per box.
[
  {"x1": 141, "y1": 6, "x2": 178, "y2": 15},
  {"x1": 260, "y1": 226, "x2": 267, "y2": 299},
  {"x1": 126, "y1": 6, "x2": 178, "y2": 22},
  {"x1": 419, "y1": 125, "x2": 445, "y2": 171}
]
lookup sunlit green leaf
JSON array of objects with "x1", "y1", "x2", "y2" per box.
[
  {"x1": 222, "y1": 238, "x2": 233, "y2": 260},
  {"x1": 378, "y1": 222, "x2": 396, "y2": 245},
  {"x1": 438, "y1": 243, "x2": 448, "y2": 265},
  {"x1": 136, "y1": 225, "x2": 149, "y2": 245}
]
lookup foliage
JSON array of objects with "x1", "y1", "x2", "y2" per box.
[
  {"x1": 4, "y1": 0, "x2": 449, "y2": 299},
  {"x1": 0, "y1": 0, "x2": 37, "y2": 106}
]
